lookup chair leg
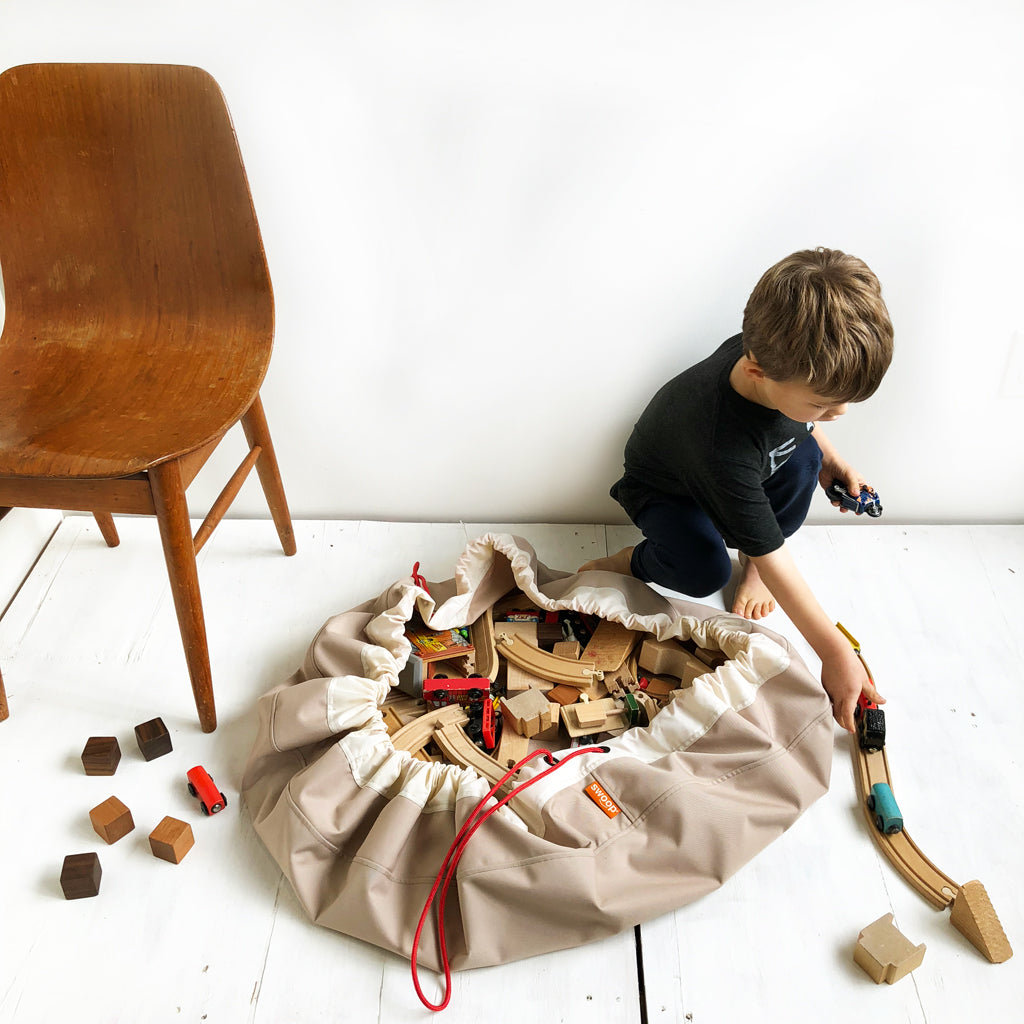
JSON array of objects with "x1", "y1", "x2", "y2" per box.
[
  {"x1": 93, "y1": 512, "x2": 120, "y2": 547},
  {"x1": 150, "y1": 459, "x2": 217, "y2": 733},
  {"x1": 241, "y1": 394, "x2": 297, "y2": 556}
]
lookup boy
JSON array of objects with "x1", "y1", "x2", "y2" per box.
[{"x1": 581, "y1": 248, "x2": 893, "y2": 734}]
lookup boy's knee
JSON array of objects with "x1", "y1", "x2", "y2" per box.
[{"x1": 637, "y1": 540, "x2": 731, "y2": 598}]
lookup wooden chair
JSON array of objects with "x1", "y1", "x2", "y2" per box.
[{"x1": 0, "y1": 64, "x2": 296, "y2": 732}]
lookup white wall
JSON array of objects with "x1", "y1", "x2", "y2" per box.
[{"x1": 2, "y1": 0, "x2": 1022, "y2": 525}]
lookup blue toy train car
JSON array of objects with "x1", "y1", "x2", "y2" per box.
[{"x1": 867, "y1": 782, "x2": 903, "y2": 834}]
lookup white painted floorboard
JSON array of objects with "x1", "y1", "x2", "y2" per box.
[{"x1": 0, "y1": 519, "x2": 1020, "y2": 1023}]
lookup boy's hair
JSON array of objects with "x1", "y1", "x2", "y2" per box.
[{"x1": 741, "y1": 248, "x2": 893, "y2": 403}]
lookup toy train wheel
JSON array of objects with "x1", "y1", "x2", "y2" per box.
[{"x1": 187, "y1": 782, "x2": 197, "y2": 797}]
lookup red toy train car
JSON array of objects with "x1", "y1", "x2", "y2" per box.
[{"x1": 187, "y1": 765, "x2": 227, "y2": 815}]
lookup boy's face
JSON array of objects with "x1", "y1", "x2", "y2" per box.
[{"x1": 760, "y1": 378, "x2": 850, "y2": 423}]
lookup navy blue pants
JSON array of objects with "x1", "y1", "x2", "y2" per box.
[{"x1": 629, "y1": 435, "x2": 822, "y2": 597}]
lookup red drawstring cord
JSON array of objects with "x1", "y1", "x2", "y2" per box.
[
  {"x1": 411, "y1": 562, "x2": 430, "y2": 596},
  {"x1": 410, "y1": 745, "x2": 606, "y2": 1012}
]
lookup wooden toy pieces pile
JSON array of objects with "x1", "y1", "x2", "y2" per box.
[
  {"x1": 383, "y1": 589, "x2": 729, "y2": 783},
  {"x1": 60, "y1": 717, "x2": 208, "y2": 900}
]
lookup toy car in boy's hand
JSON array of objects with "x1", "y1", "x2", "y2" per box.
[
  {"x1": 826, "y1": 480, "x2": 882, "y2": 517},
  {"x1": 187, "y1": 765, "x2": 227, "y2": 815}
]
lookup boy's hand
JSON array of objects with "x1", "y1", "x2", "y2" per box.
[
  {"x1": 818, "y1": 460, "x2": 875, "y2": 513},
  {"x1": 812, "y1": 426, "x2": 875, "y2": 512},
  {"x1": 820, "y1": 645, "x2": 886, "y2": 732}
]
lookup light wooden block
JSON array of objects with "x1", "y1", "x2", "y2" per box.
[
  {"x1": 853, "y1": 913, "x2": 925, "y2": 984},
  {"x1": 89, "y1": 795, "x2": 135, "y2": 845},
  {"x1": 504, "y1": 660, "x2": 552, "y2": 695},
  {"x1": 552, "y1": 640, "x2": 581, "y2": 660},
  {"x1": 638, "y1": 639, "x2": 711, "y2": 685},
  {"x1": 500, "y1": 688, "x2": 553, "y2": 738},
  {"x1": 149, "y1": 816, "x2": 195, "y2": 864},
  {"x1": 580, "y1": 619, "x2": 640, "y2": 672}
]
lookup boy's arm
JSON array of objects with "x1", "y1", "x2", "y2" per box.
[
  {"x1": 749, "y1": 543, "x2": 885, "y2": 731},
  {"x1": 814, "y1": 426, "x2": 874, "y2": 505}
]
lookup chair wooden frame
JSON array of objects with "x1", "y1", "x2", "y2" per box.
[{"x1": 0, "y1": 63, "x2": 296, "y2": 732}]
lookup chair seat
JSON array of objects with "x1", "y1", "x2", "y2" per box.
[{"x1": 0, "y1": 322, "x2": 269, "y2": 478}]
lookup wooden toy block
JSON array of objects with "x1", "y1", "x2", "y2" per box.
[
  {"x1": 950, "y1": 880, "x2": 1013, "y2": 963},
  {"x1": 382, "y1": 693, "x2": 427, "y2": 723},
  {"x1": 61, "y1": 852, "x2": 102, "y2": 899},
  {"x1": 639, "y1": 674, "x2": 678, "y2": 699},
  {"x1": 81, "y1": 736, "x2": 121, "y2": 775},
  {"x1": 89, "y1": 795, "x2": 135, "y2": 845},
  {"x1": 536, "y1": 620, "x2": 564, "y2": 649},
  {"x1": 552, "y1": 640, "x2": 581, "y2": 660},
  {"x1": 580, "y1": 619, "x2": 640, "y2": 672},
  {"x1": 469, "y1": 610, "x2": 499, "y2": 682},
  {"x1": 495, "y1": 722, "x2": 530, "y2": 769},
  {"x1": 134, "y1": 717, "x2": 173, "y2": 761},
  {"x1": 504, "y1": 659, "x2": 552, "y2": 695},
  {"x1": 638, "y1": 639, "x2": 711, "y2": 685},
  {"x1": 853, "y1": 913, "x2": 926, "y2": 984},
  {"x1": 381, "y1": 706, "x2": 404, "y2": 735},
  {"x1": 635, "y1": 692, "x2": 659, "y2": 725},
  {"x1": 562, "y1": 698, "x2": 626, "y2": 737},
  {"x1": 603, "y1": 654, "x2": 640, "y2": 699},
  {"x1": 500, "y1": 688, "x2": 554, "y2": 738},
  {"x1": 149, "y1": 816, "x2": 195, "y2": 864},
  {"x1": 692, "y1": 645, "x2": 728, "y2": 669},
  {"x1": 534, "y1": 702, "x2": 561, "y2": 741},
  {"x1": 547, "y1": 684, "x2": 580, "y2": 707}
]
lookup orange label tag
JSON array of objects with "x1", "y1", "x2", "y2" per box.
[{"x1": 585, "y1": 781, "x2": 621, "y2": 818}]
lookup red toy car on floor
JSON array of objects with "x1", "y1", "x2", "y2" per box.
[{"x1": 187, "y1": 765, "x2": 227, "y2": 815}]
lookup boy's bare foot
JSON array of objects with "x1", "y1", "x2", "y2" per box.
[
  {"x1": 578, "y1": 546, "x2": 635, "y2": 576},
  {"x1": 732, "y1": 554, "x2": 776, "y2": 620}
]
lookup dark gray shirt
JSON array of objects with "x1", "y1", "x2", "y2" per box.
[{"x1": 611, "y1": 334, "x2": 814, "y2": 556}]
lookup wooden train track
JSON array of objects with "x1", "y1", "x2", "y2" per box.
[
  {"x1": 852, "y1": 741, "x2": 959, "y2": 909},
  {"x1": 494, "y1": 632, "x2": 603, "y2": 688},
  {"x1": 848, "y1": 665, "x2": 1011, "y2": 962}
]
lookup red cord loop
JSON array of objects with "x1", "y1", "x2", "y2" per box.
[
  {"x1": 411, "y1": 561, "x2": 430, "y2": 595},
  {"x1": 410, "y1": 745, "x2": 606, "y2": 1011}
]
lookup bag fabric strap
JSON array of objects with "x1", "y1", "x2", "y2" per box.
[{"x1": 412, "y1": 744, "x2": 608, "y2": 1011}]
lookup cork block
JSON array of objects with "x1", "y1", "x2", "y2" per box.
[
  {"x1": 89, "y1": 795, "x2": 135, "y2": 845},
  {"x1": 81, "y1": 736, "x2": 121, "y2": 776},
  {"x1": 149, "y1": 816, "x2": 195, "y2": 864},
  {"x1": 854, "y1": 913, "x2": 925, "y2": 984},
  {"x1": 134, "y1": 717, "x2": 173, "y2": 761},
  {"x1": 60, "y1": 852, "x2": 102, "y2": 899},
  {"x1": 950, "y1": 880, "x2": 1013, "y2": 963}
]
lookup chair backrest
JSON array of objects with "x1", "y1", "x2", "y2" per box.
[{"x1": 0, "y1": 63, "x2": 276, "y2": 473}]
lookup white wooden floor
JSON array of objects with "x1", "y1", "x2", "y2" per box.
[{"x1": 0, "y1": 517, "x2": 1021, "y2": 1024}]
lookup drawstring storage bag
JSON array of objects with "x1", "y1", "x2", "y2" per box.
[{"x1": 242, "y1": 534, "x2": 833, "y2": 978}]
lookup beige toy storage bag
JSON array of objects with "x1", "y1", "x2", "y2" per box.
[{"x1": 242, "y1": 534, "x2": 833, "y2": 973}]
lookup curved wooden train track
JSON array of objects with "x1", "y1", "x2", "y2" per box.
[
  {"x1": 841, "y1": 623, "x2": 1012, "y2": 963},
  {"x1": 852, "y1": 741, "x2": 958, "y2": 910}
]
